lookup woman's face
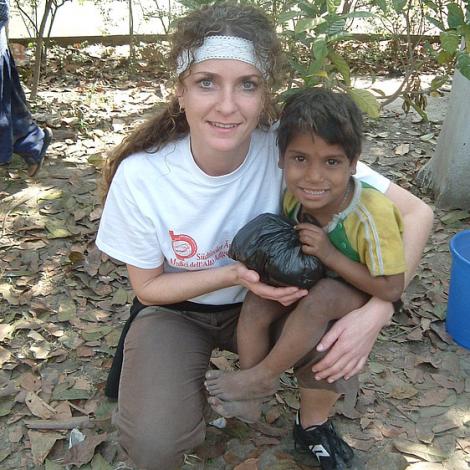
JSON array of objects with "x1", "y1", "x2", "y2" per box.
[{"x1": 178, "y1": 59, "x2": 265, "y2": 169}]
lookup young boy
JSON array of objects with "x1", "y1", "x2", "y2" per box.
[{"x1": 205, "y1": 88, "x2": 405, "y2": 432}]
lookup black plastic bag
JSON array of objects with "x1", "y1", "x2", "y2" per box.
[{"x1": 229, "y1": 213, "x2": 325, "y2": 289}]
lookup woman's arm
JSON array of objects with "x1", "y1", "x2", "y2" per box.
[
  {"x1": 385, "y1": 183, "x2": 434, "y2": 287},
  {"x1": 312, "y1": 183, "x2": 433, "y2": 382},
  {"x1": 127, "y1": 262, "x2": 308, "y2": 306}
]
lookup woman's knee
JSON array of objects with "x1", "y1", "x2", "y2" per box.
[
  {"x1": 121, "y1": 435, "x2": 182, "y2": 470},
  {"x1": 120, "y1": 423, "x2": 206, "y2": 470}
]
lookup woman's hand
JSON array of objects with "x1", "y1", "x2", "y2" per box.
[
  {"x1": 312, "y1": 297, "x2": 394, "y2": 382},
  {"x1": 235, "y1": 263, "x2": 308, "y2": 306}
]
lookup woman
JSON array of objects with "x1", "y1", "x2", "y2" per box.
[{"x1": 96, "y1": 3, "x2": 433, "y2": 469}]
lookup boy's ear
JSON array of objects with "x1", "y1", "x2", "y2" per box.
[
  {"x1": 350, "y1": 155, "x2": 359, "y2": 175},
  {"x1": 278, "y1": 156, "x2": 285, "y2": 169}
]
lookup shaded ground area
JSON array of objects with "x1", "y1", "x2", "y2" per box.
[{"x1": 0, "y1": 45, "x2": 469, "y2": 469}]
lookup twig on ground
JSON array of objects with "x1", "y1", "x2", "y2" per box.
[{"x1": 24, "y1": 416, "x2": 93, "y2": 430}]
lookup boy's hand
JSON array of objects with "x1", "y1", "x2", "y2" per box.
[{"x1": 295, "y1": 223, "x2": 336, "y2": 263}]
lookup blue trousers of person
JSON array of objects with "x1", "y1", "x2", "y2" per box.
[{"x1": 0, "y1": 48, "x2": 45, "y2": 165}]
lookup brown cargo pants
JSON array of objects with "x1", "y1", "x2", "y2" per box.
[{"x1": 115, "y1": 300, "x2": 358, "y2": 469}]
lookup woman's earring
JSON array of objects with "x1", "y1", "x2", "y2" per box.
[{"x1": 179, "y1": 103, "x2": 185, "y2": 113}]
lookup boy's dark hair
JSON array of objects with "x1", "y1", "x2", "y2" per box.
[{"x1": 277, "y1": 88, "x2": 363, "y2": 161}]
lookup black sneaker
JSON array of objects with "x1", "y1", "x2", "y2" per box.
[{"x1": 293, "y1": 412, "x2": 354, "y2": 469}]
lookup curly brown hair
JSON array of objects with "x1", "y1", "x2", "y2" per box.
[{"x1": 101, "y1": 2, "x2": 285, "y2": 199}]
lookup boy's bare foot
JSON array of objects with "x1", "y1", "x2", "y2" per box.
[
  {"x1": 205, "y1": 368, "x2": 278, "y2": 400},
  {"x1": 207, "y1": 396, "x2": 262, "y2": 423}
]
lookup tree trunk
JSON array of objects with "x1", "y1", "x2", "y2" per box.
[
  {"x1": 129, "y1": 0, "x2": 135, "y2": 64},
  {"x1": 417, "y1": 69, "x2": 470, "y2": 209},
  {"x1": 30, "y1": 0, "x2": 53, "y2": 101}
]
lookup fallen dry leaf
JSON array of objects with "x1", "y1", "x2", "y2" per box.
[
  {"x1": 25, "y1": 392, "x2": 56, "y2": 419},
  {"x1": 234, "y1": 458, "x2": 259, "y2": 470},
  {"x1": 28, "y1": 430, "x2": 64, "y2": 465},
  {"x1": 0, "y1": 324, "x2": 15, "y2": 341},
  {"x1": 265, "y1": 406, "x2": 282, "y2": 425},
  {"x1": 432, "y1": 420, "x2": 459, "y2": 433},
  {"x1": 393, "y1": 438, "x2": 449, "y2": 462},
  {"x1": 54, "y1": 401, "x2": 73, "y2": 420},
  {"x1": 412, "y1": 388, "x2": 449, "y2": 407},
  {"x1": 0, "y1": 346, "x2": 12, "y2": 367},
  {"x1": 346, "y1": 436, "x2": 375, "y2": 451},
  {"x1": 251, "y1": 421, "x2": 288, "y2": 438},
  {"x1": 209, "y1": 355, "x2": 234, "y2": 371},
  {"x1": 389, "y1": 382, "x2": 418, "y2": 400},
  {"x1": 18, "y1": 372, "x2": 42, "y2": 392},
  {"x1": 63, "y1": 431, "x2": 108, "y2": 466},
  {"x1": 431, "y1": 374, "x2": 465, "y2": 393},
  {"x1": 395, "y1": 143, "x2": 410, "y2": 155},
  {"x1": 415, "y1": 422, "x2": 434, "y2": 443},
  {"x1": 405, "y1": 464, "x2": 444, "y2": 470}
]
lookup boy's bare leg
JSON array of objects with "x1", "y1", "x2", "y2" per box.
[
  {"x1": 237, "y1": 292, "x2": 291, "y2": 369},
  {"x1": 298, "y1": 388, "x2": 339, "y2": 426},
  {"x1": 205, "y1": 279, "x2": 368, "y2": 401},
  {"x1": 205, "y1": 293, "x2": 289, "y2": 404}
]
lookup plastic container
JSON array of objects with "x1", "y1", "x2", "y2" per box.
[{"x1": 446, "y1": 229, "x2": 470, "y2": 349}]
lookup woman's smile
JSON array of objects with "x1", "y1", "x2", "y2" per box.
[{"x1": 209, "y1": 121, "x2": 240, "y2": 129}]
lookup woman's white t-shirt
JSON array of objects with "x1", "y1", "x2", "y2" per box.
[{"x1": 96, "y1": 127, "x2": 390, "y2": 305}]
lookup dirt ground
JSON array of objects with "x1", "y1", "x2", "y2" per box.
[{"x1": 0, "y1": 45, "x2": 469, "y2": 469}]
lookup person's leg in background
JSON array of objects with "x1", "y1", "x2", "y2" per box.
[
  {"x1": 0, "y1": 49, "x2": 51, "y2": 175},
  {"x1": 0, "y1": 51, "x2": 14, "y2": 165}
]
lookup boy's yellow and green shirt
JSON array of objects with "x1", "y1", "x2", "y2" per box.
[{"x1": 282, "y1": 178, "x2": 406, "y2": 277}]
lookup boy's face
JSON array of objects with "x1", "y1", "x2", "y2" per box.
[{"x1": 280, "y1": 132, "x2": 358, "y2": 219}]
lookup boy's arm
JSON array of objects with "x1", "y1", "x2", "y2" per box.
[
  {"x1": 321, "y1": 249, "x2": 404, "y2": 301},
  {"x1": 296, "y1": 222, "x2": 404, "y2": 301}
]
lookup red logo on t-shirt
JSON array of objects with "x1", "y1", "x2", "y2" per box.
[{"x1": 169, "y1": 230, "x2": 197, "y2": 260}]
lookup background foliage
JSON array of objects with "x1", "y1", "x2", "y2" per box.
[{"x1": 10, "y1": 0, "x2": 470, "y2": 115}]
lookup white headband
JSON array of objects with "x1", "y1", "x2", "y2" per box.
[{"x1": 176, "y1": 35, "x2": 268, "y2": 77}]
